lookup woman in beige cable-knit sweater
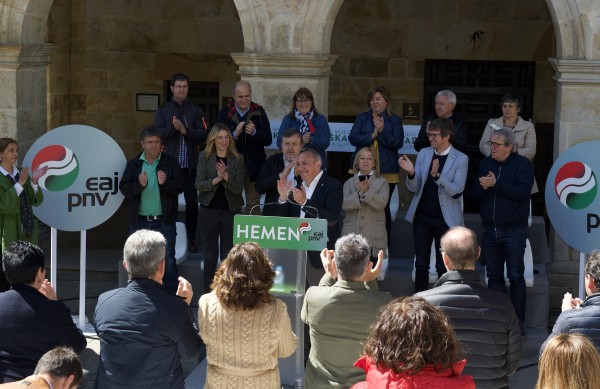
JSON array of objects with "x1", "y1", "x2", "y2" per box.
[{"x1": 198, "y1": 242, "x2": 298, "y2": 389}]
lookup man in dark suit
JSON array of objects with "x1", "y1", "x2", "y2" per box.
[
  {"x1": 255, "y1": 128, "x2": 303, "y2": 216},
  {"x1": 273, "y1": 148, "x2": 342, "y2": 269},
  {"x1": 0, "y1": 241, "x2": 86, "y2": 383}
]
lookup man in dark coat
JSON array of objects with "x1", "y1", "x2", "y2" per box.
[
  {"x1": 541, "y1": 250, "x2": 600, "y2": 353},
  {"x1": 417, "y1": 226, "x2": 521, "y2": 389},
  {"x1": 0, "y1": 241, "x2": 86, "y2": 383}
]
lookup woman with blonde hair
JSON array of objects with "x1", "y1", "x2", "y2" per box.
[
  {"x1": 351, "y1": 296, "x2": 474, "y2": 388},
  {"x1": 196, "y1": 123, "x2": 245, "y2": 293},
  {"x1": 537, "y1": 333, "x2": 600, "y2": 389},
  {"x1": 198, "y1": 242, "x2": 297, "y2": 389},
  {"x1": 342, "y1": 147, "x2": 389, "y2": 267}
]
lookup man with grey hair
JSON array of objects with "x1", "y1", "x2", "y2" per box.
[
  {"x1": 470, "y1": 128, "x2": 534, "y2": 335},
  {"x1": 414, "y1": 89, "x2": 467, "y2": 153},
  {"x1": 93, "y1": 229, "x2": 203, "y2": 389},
  {"x1": 417, "y1": 226, "x2": 521, "y2": 388},
  {"x1": 301, "y1": 233, "x2": 392, "y2": 388}
]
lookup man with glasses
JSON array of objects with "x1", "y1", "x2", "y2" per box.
[
  {"x1": 399, "y1": 118, "x2": 468, "y2": 292},
  {"x1": 471, "y1": 128, "x2": 534, "y2": 335}
]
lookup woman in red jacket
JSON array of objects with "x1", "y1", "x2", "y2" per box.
[{"x1": 351, "y1": 297, "x2": 474, "y2": 389}]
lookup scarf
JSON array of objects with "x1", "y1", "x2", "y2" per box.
[
  {"x1": 294, "y1": 109, "x2": 315, "y2": 135},
  {"x1": 226, "y1": 101, "x2": 262, "y2": 124}
]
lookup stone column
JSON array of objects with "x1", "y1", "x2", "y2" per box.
[
  {"x1": 0, "y1": 44, "x2": 54, "y2": 153},
  {"x1": 547, "y1": 58, "x2": 600, "y2": 302},
  {"x1": 231, "y1": 53, "x2": 338, "y2": 119}
]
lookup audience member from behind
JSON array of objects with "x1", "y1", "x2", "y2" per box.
[
  {"x1": 536, "y1": 333, "x2": 600, "y2": 389},
  {"x1": 0, "y1": 241, "x2": 86, "y2": 383},
  {"x1": 342, "y1": 147, "x2": 389, "y2": 264},
  {"x1": 255, "y1": 128, "x2": 303, "y2": 216},
  {"x1": 541, "y1": 250, "x2": 600, "y2": 352},
  {"x1": 198, "y1": 242, "x2": 297, "y2": 389},
  {"x1": 302, "y1": 234, "x2": 392, "y2": 388},
  {"x1": 351, "y1": 296, "x2": 475, "y2": 389},
  {"x1": 277, "y1": 87, "x2": 331, "y2": 168},
  {"x1": 417, "y1": 226, "x2": 521, "y2": 388},
  {"x1": 93, "y1": 229, "x2": 202, "y2": 389},
  {"x1": 0, "y1": 347, "x2": 82, "y2": 389}
]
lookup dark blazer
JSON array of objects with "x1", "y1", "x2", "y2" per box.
[
  {"x1": 255, "y1": 153, "x2": 286, "y2": 216},
  {"x1": 119, "y1": 152, "x2": 185, "y2": 225},
  {"x1": 0, "y1": 285, "x2": 86, "y2": 383},
  {"x1": 93, "y1": 278, "x2": 203, "y2": 389},
  {"x1": 270, "y1": 173, "x2": 342, "y2": 266},
  {"x1": 217, "y1": 103, "x2": 272, "y2": 181}
]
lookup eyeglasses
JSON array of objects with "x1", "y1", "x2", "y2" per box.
[
  {"x1": 426, "y1": 132, "x2": 442, "y2": 138},
  {"x1": 296, "y1": 98, "x2": 311, "y2": 104},
  {"x1": 486, "y1": 141, "x2": 507, "y2": 148}
]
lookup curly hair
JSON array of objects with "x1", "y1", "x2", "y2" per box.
[
  {"x1": 212, "y1": 242, "x2": 275, "y2": 310},
  {"x1": 362, "y1": 296, "x2": 462, "y2": 375}
]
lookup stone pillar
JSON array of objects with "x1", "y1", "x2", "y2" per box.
[
  {"x1": 231, "y1": 53, "x2": 338, "y2": 119},
  {"x1": 547, "y1": 58, "x2": 600, "y2": 302},
  {"x1": 0, "y1": 44, "x2": 54, "y2": 153}
]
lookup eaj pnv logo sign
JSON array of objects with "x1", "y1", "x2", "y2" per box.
[
  {"x1": 233, "y1": 215, "x2": 327, "y2": 251},
  {"x1": 32, "y1": 145, "x2": 80, "y2": 192},
  {"x1": 546, "y1": 141, "x2": 600, "y2": 253},
  {"x1": 554, "y1": 161, "x2": 597, "y2": 210},
  {"x1": 23, "y1": 125, "x2": 126, "y2": 231}
]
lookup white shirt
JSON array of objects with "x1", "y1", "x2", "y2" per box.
[{"x1": 300, "y1": 170, "x2": 323, "y2": 218}]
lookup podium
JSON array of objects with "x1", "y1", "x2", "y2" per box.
[{"x1": 234, "y1": 215, "x2": 328, "y2": 388}]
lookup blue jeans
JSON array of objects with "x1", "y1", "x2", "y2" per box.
[
  {"x1": 129, "y1": 220, "x2": 178, "y2": 293},
  {"x1": 483, "y1": 226, "x2": 527, "y2": 322},
  {"x1": 413, "y1": 214, "x2": 449, "y2": 292}
]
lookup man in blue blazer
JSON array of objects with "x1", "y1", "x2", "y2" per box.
[{"x1": 399, "y1": 118, "x2": 468, "y2": 292}]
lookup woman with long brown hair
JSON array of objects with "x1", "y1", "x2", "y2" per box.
[
  {"x1": 198, "y1": 242, "x2": 297, "y2": 388},
  {"x1": 196, "y1": 123, "x2": 245, "y2": 293}
]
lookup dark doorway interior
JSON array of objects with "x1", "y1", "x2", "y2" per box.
[{"x1": 424, "y1": 59, "x2": 549, "y2": 215}]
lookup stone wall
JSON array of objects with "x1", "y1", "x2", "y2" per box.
[
  {"x1": 329, "y1": 0, "x2": 556, "y2": 125},
  {"x1": 47, "y1": 0, "x2": 244, "y2": 158}
]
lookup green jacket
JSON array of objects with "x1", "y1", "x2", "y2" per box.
[
  {"x1": 195, "y1": 151, "x2": 245, "y2": 211},
  {"x1": 0, "y1": 170, "x2": 44, "y2": 252}
]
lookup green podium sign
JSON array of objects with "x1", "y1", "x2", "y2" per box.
[{"x1": 233, "y1": 215, "x2": 327, "y2": 251}]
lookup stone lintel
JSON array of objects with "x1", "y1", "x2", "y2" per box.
[
  {"x1": 231, "y1": 53, "x2": 339, "y2": 78},
  {"x1": 549, "y1": 58, "x2": 600, "y2": 84},
  {"x1": 0, "y1": 44, "x2": 56, "y2": 68}
]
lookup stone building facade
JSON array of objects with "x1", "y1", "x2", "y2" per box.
[{"x1": 1, "y1": 0, "x2": 599, "y2": 313}]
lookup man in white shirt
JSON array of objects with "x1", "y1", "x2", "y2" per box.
[{"x1": 273, "y1": 148, "x2": 342, "y2": 269}]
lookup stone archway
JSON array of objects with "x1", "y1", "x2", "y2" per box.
[{"x1": 0, "y1": 0, "x2": 54, "y2": 149}]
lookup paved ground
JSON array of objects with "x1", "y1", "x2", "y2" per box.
[{"x1": 36, "y1": 194, "x2": 546, "y2": 388}]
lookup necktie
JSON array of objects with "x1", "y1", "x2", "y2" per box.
[{"x1": 6, "y1": 173, "x2": 34, "y2": 238}]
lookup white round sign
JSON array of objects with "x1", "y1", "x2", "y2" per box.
[
  {"x1": 545, "y1": 141, "x2": 600, "y2": 253},
  {"x1": 23, "y1": 125, "x2": 126, "y2": 231}
]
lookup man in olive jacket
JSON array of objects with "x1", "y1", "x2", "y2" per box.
[
  {"x1": 301, "y1": 234, "x2": 391, "y2": 388},
  {"x1": 417, "y1": 227, "x2": 521, "y2": 389}
]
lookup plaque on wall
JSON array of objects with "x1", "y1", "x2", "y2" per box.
[
  {"x1": 402, "y1": 103, "x2": 420, "y2": 120},
  {"x1": 136, "y1": 94, "x2": 160, "y2": 111}
]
